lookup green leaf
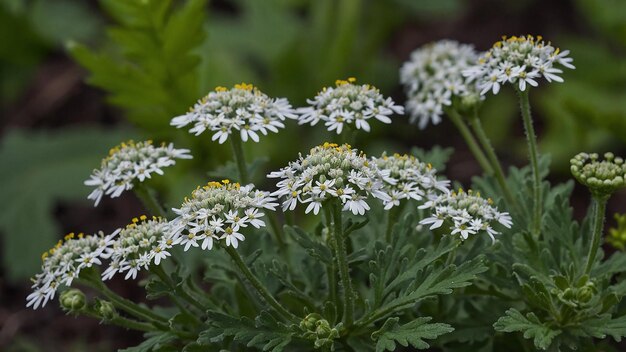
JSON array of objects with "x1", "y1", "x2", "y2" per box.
[
  {"x1": 582, "y1": 314, "x2": 626, "y2": 342},
  {"x1": 0, "y1": 128, "x2": 131, "y2": 281},
  {"x1": 494, "y1": 308, "x2": 561, "y2": 350},
  {"x1": 119, "y1": 332, "x2": 177, "y2": 352},
  {"x1": 371, "y1": 317, "x2": 453, "y2": 352},
  {"x1": 410, "y1": 145, "x2": 453, "y2": 172},
  {"x1": 199, "y1": 310, "x2": 295, "y2": 352},
  {"x1": 69, "y1": 0, "x2": 206, "y2": 134},
  {"x1": 284, "y1": 225, "x2": 333, "y2": 264}
]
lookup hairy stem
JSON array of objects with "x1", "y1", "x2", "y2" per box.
[
  {"x1": 150, "y1": 266, "x2": 205, "y2": 324},
  {"x1": 82, "y1": 309, "x2": 157, "y2": 332},
  {"x1": 446, "y1": 108, "x2": 493, "y2": 175},
  {"x1": 230, "y1": 136, "x2": 249, "y2": 184},
  {"x1": 517, "y1": 89, "x2": 542, "y2": 236},
  {"x1": 79, "y1": 275, "x2": 168, "y2": 325},
  {"x1": 469, "y1": 113, "x2": 516, "y2": 206},
  {"x1": 332, "y1": 200, "x2": 354, "y2": 326},
  {"x1": 584, "y1": 196, "x2": 608, "y2": 274},
  {"x1": 224, "y1": 246, "x2": 298, "y2": 322},
  {"x1": 134, "y1": 184, "x2": 167, "y2": 218}
]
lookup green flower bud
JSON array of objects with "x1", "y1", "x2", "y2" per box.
[
  {"x1": 96, "y1": 300, "x2": 118, "y2": 321},
  {"x1": 575, "y1": 281, "x2": 596, "y2": 303},
  {"x1": 570, "y1": 152, "x2": 626, "y2": 198},
  {"x1": 59, "y1": 289, "x2": 86, "y2": 313},
  {"x1": 300, "y1": 313, "x2": 322, "y2": 332}
]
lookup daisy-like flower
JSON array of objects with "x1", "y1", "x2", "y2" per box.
[
  {"x1": 570, "y1": 152, "x2": 626, "y2": 198},
  {"x1": 298, "y1": 78, "x2": 404, "y2": 134},
  {"x1": 268, "y1": 143, "x2": 392, "y2": 216},
  {"x1": 400, "y1": 40, "x2": 482, "y2": 129},
  {"x1": 371, "y1": 153, "x2": 450, "y2": 209},
  {"x1": 102, "y1": 215, "x2": 175, "y2": 281},
  {"x1": 419, "y1": 188, "x2": 512, "y2": 242},
  {"x1": 26, "y1": 232, "x2": 115, "y2": 309},
  {"x1": 85, "y1": 140, "x2": 192, "y2": 206},
  {"x1": 170, "y1": 180, "x2": 277, "y2": 250},
  {"x1": 464, "y1": 35, "x2": 575, "y2": 95},
  {"x1": 171, "y1": 83, "x2": 297, "y2": 144}
]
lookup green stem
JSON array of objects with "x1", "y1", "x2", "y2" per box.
[
  {"x1": 224, "y1": 246, "x2": 298, "y2": 322},
  {"x1": 267, "y1": 211, "x2": 287, "y2": 250},
  {"x1": 469, "y1": 113, "x2": 516, "y2": 206},
  {"x1": 323, "y1": 206, "x2": 338, "y2": 307},
  {"x1": 332, "y1": 200, "x2": 354, "y2": 327},
  {"x1": 79, "y1": 276, "x2": 168, "y2": 325},
  {"x1": 150, "y1": 266, "x2": 204, "y2": 324},
  {"x1": 384, "y1": 203, "x2": 404, "y2": 242},
  {"x1": 517, "y1": 89, "x2": 542, "y2": 236},
  {"x1": 230, "y1": 136, "x2": 249, "y2": 184},
  {"x1": 134, "y1": 184, "x2": 167, "y2": 218},
  {"x1": 82, "y1": 309, "x2": 157, "y2": 332},
  {"x1": 446, "y1": 108, "x2": 494, "y2": 175},
  {"x1": 584, "y1": 196, "x2": 608, "y2": 274}
]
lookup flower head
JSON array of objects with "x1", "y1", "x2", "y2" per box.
[
  {"x1": 298, "y1": 78, "x2": 404, "y2": 134},
  {"x1": 268, "y1": 143, "x2": 392, "y2": 215},
  {"x1": 400, "y1": 40, "x2": 481, "y2": 129},
  {"x1": 171, "y1": 83, "x2": 297, "y2": 143},
  {"x1": 85, "y1": 140, "x2": 192, "y2": 206},
  {"x1": 419, "y1": 188, "x2": 512, "y2": 242},
  {"x1": 27, "y1": 231, "x2": 115, "y2": 309},
  {"x1": 170, "y1": 180, "x2": 277, "y2": 250},
  {"x1": 371, "y1": 153, "x2": 450, "y2": 209},
  {"x1": 464, "y1": 35, "x2": 575, "y2": 95},
  {"x1": 102, "y1": 216, "x2": 174, "y2": 281},
  {"x1": 571, "y1": 152, "x2": 626, "y2": 198}
]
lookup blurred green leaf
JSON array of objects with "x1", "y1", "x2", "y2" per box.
[
  {"x1": 30, "y1": 0, "x2": 103, "y2": 45},
  {"x1": 69, "y1": 0, "x2": 207, "y2": 135},
  {"x1": 0, "y1": 128, "x2": 131, "y2": 281}
]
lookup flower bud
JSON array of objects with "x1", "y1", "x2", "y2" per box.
[
  {"x1": 96, "y1": 300, "x2": 118, "y2": 321},
  {"x1": 300, "y1": 313, "x2": 322, "y2": 332},
  {"x1": 571, "y1": 152, "x2": 626, "y2": 198},
  {"x1": 59, "y1": 289, "x2": 86, "y2": 313}
]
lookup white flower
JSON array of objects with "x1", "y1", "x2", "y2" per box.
[
  {"x1": 400, "y1": 40, "x2": 482, "y2": 129},
  {"x1": 171, "y1": 83, "x2": 297, "y2": 144},
  {"x1": 85, "y1": 140, "x2": 192, "y2": 206},
  {"x1": 102, "y1": 216, "x2": 174, "y2": 281},
  {"x1": 419, "y1": 188, "x2": 512, "y2": 242},
  {"x1": 297, "y1": 78, "x2": 403, "y2": 133},
  {"x1": 465, "y1": 35, "x2": 575, "y2": 95},
  {"x1": 371, "y1": 153, "x2": 450, "y2": 209},
  {"x1": 268, "y1": 143, "x2": 393, "y2": 215},
  {"x1": 26, "y1": 232, "x2": 114, "y2": 309},
  {"x1": 170, "y1": 180, "x2": 277, "y2": 251}
]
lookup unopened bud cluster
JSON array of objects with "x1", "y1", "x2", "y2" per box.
[{"x1": 570, "y1": 152, "x2": 626, "y2": 197}]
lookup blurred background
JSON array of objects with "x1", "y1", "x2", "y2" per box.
[{"x1": 1, "y1": 0, "x2": 625, "y2": 350}]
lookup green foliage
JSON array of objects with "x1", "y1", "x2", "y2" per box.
[
  {"x1": 371, "y1": 317, "x2": 454, "y2": 352},
  {"x1": 199, "y1": 311, "x2": 296, "y2": 352},
  {"x1": 494, "y1": 309, "x2": 561, "y2": 350},
  {"x1": 0, "y1": 128, "x2": 130, "y2": 281},
  {"x1": 68, "y1": 0, "x2": 206, "y2": 134}
]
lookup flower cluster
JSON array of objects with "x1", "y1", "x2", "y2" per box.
[
  {"x1": 298, "y1": 78, "x2": 404, "y2": 134},
  {"x1": 102, "y1": 216, "x2": 174, "y2": 281},
  {"x1": 170, "y1": 180, "x2": 278, "y2": 250},
  {"x1": 27, "y1": 232, "x2": 115, "y2": 309},
  {"x1": 420, "y1": 189, "x2": 512, "y2": 242},
  {"x1": 268, "y1": 143, "x2": 392, "y2": 215},
  {"x1": 570, "y1": 152, "x2": 626, "y2": 197},
  {"x1": 85, "y1": 140, "x2": 192, "y2": 206},
  {"x1": 371, "y1": 153, "x2": 450, "y2": 209},
  {"x1": 464, "y1": 35, "x2": 575, "y2": 94},
  {"x1": 400, "y1": 40, "x2": 481, "y2": 129},
  {"x1": 171, "y1": 83, "x2": 297, "y2": 143}
]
